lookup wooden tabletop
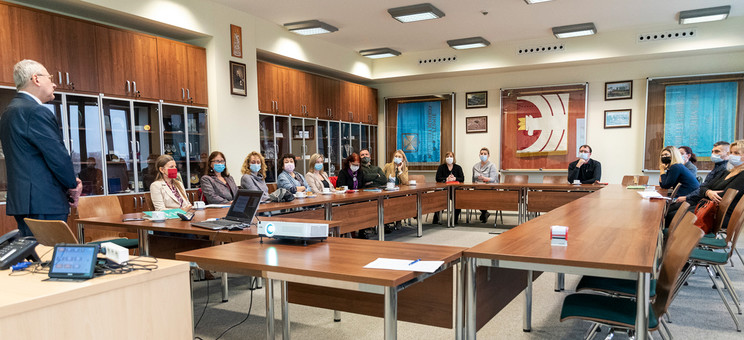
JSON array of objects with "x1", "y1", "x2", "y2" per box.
[
  {"x1": 176, "y1": 237, "x2": 465, "y2": 287},
  {"x1": 464, "y1": 184, "x2": 664, "y2": 273},
  {"x1": 454, "y1": 183, "x2": 605, "y2": 191}
]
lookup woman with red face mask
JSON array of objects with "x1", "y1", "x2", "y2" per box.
[{"x1": 150, "y1": 154, "x2": 192, "y2": 211}]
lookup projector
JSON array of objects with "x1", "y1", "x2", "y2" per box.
[{"x1": 257, "y1": 220, "x2": 329, "y2": 241}]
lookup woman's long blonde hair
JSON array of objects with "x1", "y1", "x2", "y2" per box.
[
  {"x1": 391, "y1": 149, "x2": 408, "y2": 170},
  {"x1": 241, "y1": 151, "x2": 266, "y2": 177},
  {"x1": 308, "y1": 153, "x2": 325, "y2": 174},
  {"x1": 661, "y1": 146, "x2": 684, "y2": 166}
]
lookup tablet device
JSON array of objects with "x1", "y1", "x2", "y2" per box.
[{"x1": 48, "y1": 244, "x2": 99, "y2": 280}]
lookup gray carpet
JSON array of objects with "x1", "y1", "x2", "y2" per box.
[{"x1": 192, "y1": 212, "x2": 744, "y2": 339}]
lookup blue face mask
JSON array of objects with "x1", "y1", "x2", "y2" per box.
[
  {"x1": 579, "y1": 152, "x2": 589, "y2": 161},
  {"x1": 480, "y1": 155, "x2": 488, "y2": 162},
  {"x1": 710, "y1": 153, "x2": 724, "y2": 163},
  {"x1": 213, "y1": 163, "x2": 225, "y2": 173},
  {"x1": 314, "y1": 163, "x2": 323, "y2": 171},
  {"x1": 729, "y1": 155, "x2": 742, "y2": 167},
  {"x1": 250, "y1": 163, "x2": 261, "y2": 173}
]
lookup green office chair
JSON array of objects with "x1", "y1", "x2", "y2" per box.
[{"x1": 560, "y1": 215, "x2": 703, "y2": 340}]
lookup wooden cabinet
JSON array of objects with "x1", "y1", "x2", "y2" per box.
[
  {"x1": 0, "y1": 4, "x2": 15, "y2": 86},
  {"x1": 257, "y1": 61, "x2": 289, "y2": 114},
  {"x1": 7, "y1": 5, "x2": 55, "y2": 76},
  {"x1": 361, "y1": 86, "x2": 379, "y2": 124},
  {"x1": 157, "y1": 38, "x2": 208, "y2": 106},
  {"x1": 96, "y1": 27, "x2": 159, "y2": 100},
  {"x1": 314, "y1": 75, "x2": 340, "y2": 120},
  {"x1": 51, "y1": 16, "x2": 99, "y2": 93}
]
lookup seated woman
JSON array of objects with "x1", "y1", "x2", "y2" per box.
[
  {"x1": 433, "y1": 151, "x2": 464, "y2": 224},
  {"x1": 679, "y1": 145, "x2": 698, "y2": 177},
  {"x1": 199, "y1": 151, "x2": 238, "y2": 204},
  {"x1": 240, "y1": 151, "x2": 270, "y2": 201},
  {"x1": 684, "y1": 139, "x2": 744, "y2": 227},
  {"x1": 337, "y1": 153, "x2": 364, "y2": 190},
  {"x1": 277, "y1": 153, "x2": 309, "y2": 193},
  {"x1": 659, "y1": 146, "x2": 699, "y2": 198},
  {"x1": 382, "y1": 149, "x2": 409, "y2": 186},
  {"x1": 305, "y1": 153, "x2": 333, "y2": 193},
  {"x1": 150, "y1": 155, "x2": 192, "y2": 211}
]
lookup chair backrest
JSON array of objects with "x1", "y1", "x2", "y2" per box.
[
  {"x1": 668, "y1": 183, "x2": 682, "y2": 200},
  {"x1": 503, "y1": 175, "x2": 527, "y2": 184},
  {"x1": 77, "y1": 195, "x2": 124, "y2": 218},
  {"x1": 143, "y1": 193, "x2": 155, "y2": 211},
  {"x1": 24, "y1": 218, "x2": 79, "y2": 246},
  {"x1": 653, "y1": 213, "x2": 704, "y2": 318},
  {"x1": 622, "y1": 175, "x2": 650, "y2": 186},
  {"x1": 667, "y1": 201, "x2": 691, "y2": 236},
  {"x1": 409, "y1": 174, "x2": 426, "y2": 184},
  {"x1": 267, "y1": 182, "x2": 279, "y2": 192},
  {"x1": 712, "y1": 189, "x2": 738, "y2": 235},
  {"x1": 723, "y1": 196, "x2": 744, "y2": 248},
  {"x1": 542, "y1": 175, "x2": 566, "y2": 184}
]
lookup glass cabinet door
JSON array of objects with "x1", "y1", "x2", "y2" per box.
[
  {"x1": 187, "y1": 107, "x2": 208, "y2": 188},
  {"x1": 133, "y1": 101, "x2": 161, "y2": 192},
  {"x1": 259, "y1": 114, "x2": 276, "y2": 183},
  {"x1": 361, "y1": 125, "x2": 369, "y2": 152},
  {"x1": 291, "y1": 117, "x2": 305, "y2": 174},
  {"x1": 351, "y1": 123, "x2": 360, "y2": 156},
  {"x1": 101, "y1": 99, "x2": 134, "y2": 194},
  {"x1": 370, "y1": 126, "x2": 378, "y2": 165},
  {"x1": 304, "y1": 119, "x2": 318, "y2": 171},
  {"x1": 66, "y1": 95, "x2": 104, "y2": 196},
  {"x1": 341, "y1": 122, "x2": 351, "y2": 160},
  {"x1": 275, "y1": 116, "x2": 289, "y2": 175},
  {"x1": 162, "y1": 104, "x2": 187, "y2": 184},
  {"x1": 317, "y1": 121, "x2": 330, "y2": 172},
  {"x1": 329, "y1": 121, "x2": 340, "y2": 176}
]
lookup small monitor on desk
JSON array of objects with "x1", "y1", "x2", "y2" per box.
[{"x1": 48, "y1": 244, "x2": 99, "y2": 280}]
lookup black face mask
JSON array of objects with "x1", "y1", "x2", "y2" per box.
[
  {"x1": 361, "y1": 157, "x2": 371, "y2": 164},
  {"x1": 661, "y1": 156, "x2": 672, "y2": 164}
]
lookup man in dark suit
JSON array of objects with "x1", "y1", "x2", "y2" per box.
[{"x1": 0, "y1": 60, "x2": 79, "y2": 237}]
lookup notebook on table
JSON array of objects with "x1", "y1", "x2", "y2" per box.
[{"x1": 191, "y1": 189, "x2": 262, "y2": 230}]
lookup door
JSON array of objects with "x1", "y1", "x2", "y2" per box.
[
  {"x1": 131, "y1": 33, "x2": 160, "y2": 100},
  {"x1": 95, "y1": 26, "x2": 132, "y2": 98},
  {"x1": 132, "y1": 101, "x2": 161, "y2": 192},
  {"x1": 186, "y1": 107, "x2": 208, "y2": 188},
  {"x1": 161, "y1": 104, "x2": 188, "y2": 182},
  {"x1": 157, "y1": 38, "x2": 189, "y2": 103},
  {"x1": 66, "y1": 95, "x2": 104, "y2": 196},
  {"x1": 101, "y1": 98, "x2": 134, "y2": 194},
  {"x1": 290, "y1": 117, "x2": 305, "y2": 174},
  {"x1": 259, "y1": 114, "x2": 277, "y2": 183},
  {"x1": 9, "y1": 6, "x2": 54, "y2": 71},
  {"x1": 0, "y1": 4, "x2": 16, "y2": 85},
  {"x1": 329, "y1": 121, "x2": 340, "y2": 176},
  {"x1": 186, "y1": 45, "x2": 208, "y2": 106},
  {"x1": 52, "y1": 16, "x2": 98, "y2": 93}
]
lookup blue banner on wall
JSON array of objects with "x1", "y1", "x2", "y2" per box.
[
  {"x1": 397, "y1": 101, "x2": 441, "y2": 163},
  {"x1": 664, "y1": 82, "x2": 737, "y2": 157}
]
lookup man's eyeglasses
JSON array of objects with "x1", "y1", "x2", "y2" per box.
[{"x1": 34, "y1": 74, "x2": 54, "y2": 82}]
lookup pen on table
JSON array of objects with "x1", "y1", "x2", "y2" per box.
[{"x1": 409, "y1": 258, "x2": 421, "y2": 266}]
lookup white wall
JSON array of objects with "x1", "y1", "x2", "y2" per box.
[{"x1": 374, "y1": 50, "x2": 744, "y2": 184}]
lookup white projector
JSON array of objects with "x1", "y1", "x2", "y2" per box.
[{"x1": 257, "y1": 220, "x2": 329, "y2": 241}]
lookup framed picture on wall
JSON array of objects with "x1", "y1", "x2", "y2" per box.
[
  {"x1": 605, "y1": 80, "x2": 632, "y2": 100},
  {"x1": 465, "y1": 116, "x2": 488, "y2": 133},
  {"x1": 230, "y1": 24, "x2": 242, "y2": 58},
  {"x1": 604, "y1": 109, "x2": 632, "y2": 128},
  {"x1": 466, "y1": 91, "x2": 488, "y2": 108},
  {"x1": 230, "y1": 61, "x2": 247, "y2": 96}
]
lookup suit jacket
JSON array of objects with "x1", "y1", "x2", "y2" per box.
[
  {"x1": 150, "y1": 179, "x2": 190, "y2": 211},
  {"x1": 305, "y1": 171, "x2": 331, "y2": 193},
  {"x1": 200, "y1": 174, "x2": 238, "y2": 204},
  {"x1": 0, "y1": 93, "x2": 76, "y2": 215}
]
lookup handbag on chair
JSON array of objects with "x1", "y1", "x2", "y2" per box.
[{"x1": 693, "y1": 199, "x2": 718, "y2": 234}]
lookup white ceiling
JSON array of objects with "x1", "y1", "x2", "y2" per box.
[{"x1": 212, "y1": 0, "x2": 742, "y2": 54}]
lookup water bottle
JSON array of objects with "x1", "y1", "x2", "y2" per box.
[{"x1": 387, "y1": 175, "x2": 395, "y2": 189}]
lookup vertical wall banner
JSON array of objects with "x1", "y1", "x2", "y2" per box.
[
  {"x1": 500, "y1": 84, "x2": 587, "y2": 170},
  {"x1": 396, "y1": 101, "x2": 441, "y2": 164},
  {"x1": 230, "y1": 24, "x2": 242, "y2": 58}
]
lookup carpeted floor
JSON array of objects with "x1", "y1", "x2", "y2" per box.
[{"x1": 191, "y1": 212, "x2": 744, "y2": 339}]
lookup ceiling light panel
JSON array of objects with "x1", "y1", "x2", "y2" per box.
[
  {"x1": 679, "y1": 6, "x2": 730, "y2": 24},
  {"x1": 552, "y1": 22, "x2": 597, "y2": 39},
  {"x1": 388, "y1": 3, "x2": 445, "y2": 23},
  {"x1": 284, "y1": 20, "x2": 338, "y2": 35},
  {"x1": 524, "y1": 0, "x2": 553, "y2": 4},
  {"x1": 447, "y1": 36, "x2": 490, "y2": 50},
  {"x1": 360, "y1": 48, "x2": 402, "y2": 59}
]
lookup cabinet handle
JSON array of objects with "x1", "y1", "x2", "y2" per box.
[
  {"x1": 66, "y1": 72, "x2": 70, "y2": 86},
  {"x1": 136, "y1": 141, "x2": 140, "y2": 153},
  {"x1": 127, "y1": 80, "x2": 131, "y2": 94},
  {"x1": 133, "y1": 196, "x2": 138, "y2": 209},
  {"x1": 140, "y1": 196, "x2": 145, "y2": 208},
  {"x1": 58, "y1": 72, "x2": 62, "y2": 85},
  {"x1": 133, "y1": 81, "x2": 138, "y2": 96},
  {"x1": 187, "y1": 88, "x2": 191, "y2": 100},
  {"x1": 182, "y1": 88, "x2": 185, "y2": 100}
]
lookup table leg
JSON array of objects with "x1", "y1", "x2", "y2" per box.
[
  {"x1": 378, "y1": 197, "x2": 385, "y2": 241},
  {"x1": 456, "y1": 262, "x2": 464, "y2": 340},
  {"x1": 333, "y1": 310, "x2": 341, "y2": 322},
  {"x1": 384, "y1": 286, "x2": 397, "y2": 340},
  {"x1": 524, "y1": 270, "x2": 532, "y2": 332},
  {"x1": 77, "y1": 222, "x2": 85, "y2": 244},
  {"x1": 416, "y1": 192, "x2": 423, "y2": 237},
  {"x1": 465, "y1": 257, "x2": 477, "y2": 340},
  {"x1": 281, "y1": 280, "x2": 290, "y2": 340},
  {"x1": 266, "y1": 278, "x2": 275, "y2": 339},
  {"x1": 221, "y1": 272, "x2": 229, "y2": 302},
  {"x1": 447, "y1": 187, "x2": 453, "y2": 228},
  {"x1": 137, "y1": 228, "x2": 150, "y2": 256},
  {"x1": 555, "y1": 273, "x2": 565, "y2": 292},
  {"x1": 636, "y1": 272, "x2": 650, "y2": 340}
]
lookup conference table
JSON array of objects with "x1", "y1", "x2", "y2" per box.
[
  {"x1": 176, "y1": 237, "x2": 466, "y2": 340},
  {"x1": 463, "y1": 185, "x2": 665, "y2": 339}
]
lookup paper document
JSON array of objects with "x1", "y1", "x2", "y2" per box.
[
  {"x1": 364, "y1": 258, "x2": 444, "y2": 273},
  {"x1": 205, "y1": 204, "x2": 231, "y2": 208},
  {"x1": 637, "y1": 191, "x2": 663, "y2": 199}
]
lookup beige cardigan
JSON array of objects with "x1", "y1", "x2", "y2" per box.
[
  {"x1": 305, "y1": 171, "x2": 331, "y2": 193},
  {"x1": 150, "y1": 179, "x2": 191, "y2": 211}
]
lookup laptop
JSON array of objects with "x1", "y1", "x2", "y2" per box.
[{"x1": 191, "y1": 189, "x2": 262, "y2": 230}]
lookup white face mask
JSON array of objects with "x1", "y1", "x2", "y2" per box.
[
  {"x1": 350, "y1": 165, "x2": 360, "y2": 172},
  {"x1": 393, "y1": 157, "x2": 403, "y2": 165},
  {"x1": 446, "y1": 157, "x2": 454, "y2": 165},
  {"x1": 579, "y1": 152, "x2": 589, "y2": 160},
  {"x1": 728, "y1": 155, "x2": 742, "y2": 167}
]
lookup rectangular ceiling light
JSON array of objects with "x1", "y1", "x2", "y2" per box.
[
  {"x1": 552, "y1": 22, "x2": 597, "y2": 38},
  {"x1": 524, "y1": 0, "x2": 553, "y2": 4},
  {"x1": 388, "y1": 3, "x2": 445, "y2": 23},
  {"x1": 360, "y1": 48, "x2": 402, "y2": 59},
  {"x1": 284, "y1": 20, "x2": 338, "y2": 35},
  {"x1": 679, "y1": 6, "x2": 730, "y2": 24},
  {"x1": 447, "y1": 36, "x2": 491, "y2": 50}
]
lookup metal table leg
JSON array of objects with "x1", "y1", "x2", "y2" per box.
[
  {"x1": 281, "y1": 280, "x2": 290, "y2": 339},
  {"x1": 378, "y1": 197, "x2": 385, "y2": 241},
  {"x1": 416, "y1": 192, "x2": 423, "y2": 237},
  {"x1": 465, "y1": 257, "x2": 477, "y2": 340},
  {"x1": 524, "y1": 270, "x2": 533, "y2": 332},
  {"x1": 555, "y1": 273, "x2": 565, "y2": 292},
  {"x1": 384, "y1": 286, "x2": 398, "y2": 340},
  {"x1": 77, "y1": 222, "x2": 85, "y2": 244},
  {"x1": 137, "y1": 228, "x2": 150, "y2": 256},
  {"x1": 456, "y1": 262, "x2": 464, "y2": 340},
  {"x1": 447, "y1": 187, "x2": 453, "y2": 228},
  {"x1": 333, "y1": 310, "x2": 341, "y2": 322},
  {"x1": 266, "y1": 278, "x2": 275, "y2": 339},
  {"x1": 636, "y1": 272, "x2": 650, "y2": 340},
  {"x1": 221, "y1": 272, "x2": 229, "y2": 302}
]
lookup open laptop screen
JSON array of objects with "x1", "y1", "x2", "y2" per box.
[{"x1": 226, "y1": 189, "x2": 262, "y2": 223}]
